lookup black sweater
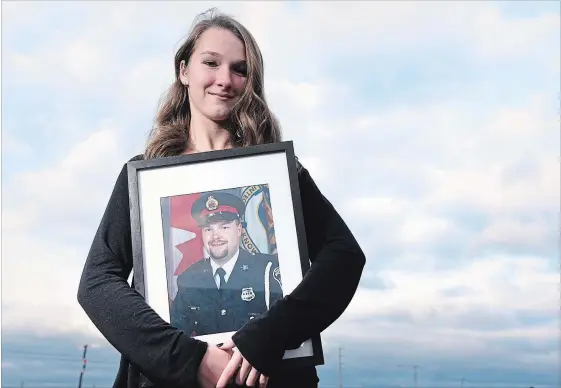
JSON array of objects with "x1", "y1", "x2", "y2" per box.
[{"x1": 77, "y1": 154, "x2": 365, "y2": 388}]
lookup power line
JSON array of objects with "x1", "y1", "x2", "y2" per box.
[{"x1": 4, "y1": 347, "x2": 118, "y2": 366}]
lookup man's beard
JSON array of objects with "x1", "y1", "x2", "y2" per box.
[{"x1": 209, "y1": 240, "x2": 229, "y2": 260}]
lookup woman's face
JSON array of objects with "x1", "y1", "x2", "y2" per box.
[{"x1": 181, "y1": 27, "x2": 248, "y2": 122}]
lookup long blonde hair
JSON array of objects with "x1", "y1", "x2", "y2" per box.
[{"x1": 144, "y1": 8, "x2": 282, "y2": 159}]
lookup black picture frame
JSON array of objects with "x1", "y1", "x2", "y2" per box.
[{"x1": 127, "y1": 141, "x2": 324, "y2": 368}]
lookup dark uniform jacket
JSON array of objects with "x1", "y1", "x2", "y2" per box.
[
  {"x1": 77, "y1": 155, "x2": 366, "y2": 388},
  {"x1": 170, "y1": 249, "x2": 283, "y2": 337}
]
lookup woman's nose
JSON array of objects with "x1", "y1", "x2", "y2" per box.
[{"x1": 215, "y1": 67, "x2": 232, "y2": 87}]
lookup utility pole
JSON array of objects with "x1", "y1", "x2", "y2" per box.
[
  {"x1": 77, "y1": 344, "x2": 88, "y2": 388},
  {"x1": 460, "y1": 377, "x2": 466, "y2": 388},
  {"x1": 397, "y1": 364, "x2": 421, "y2": 388},
  {"x1": 338, "y1": 347, "x2": 343, "y2": 388}
]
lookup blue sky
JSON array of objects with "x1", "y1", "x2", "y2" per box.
[{"x1": 2, "y1": 1, "x2": 560, "y2": 387}]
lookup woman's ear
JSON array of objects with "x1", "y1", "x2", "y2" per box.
[{"x1": 179, "y1": 60, "x2": 189, "y2": 86}]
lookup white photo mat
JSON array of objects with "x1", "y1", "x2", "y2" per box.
[{"x1": 137, "y1": 151, "x2": 313, "y2": 359}]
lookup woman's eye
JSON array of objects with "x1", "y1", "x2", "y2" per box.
[
  {"x1": 234, "y1": 66, "x2": 247, "y2": 76},
  {"x1": 203, "y1": 60, "x2": 246, "y2": 76}
]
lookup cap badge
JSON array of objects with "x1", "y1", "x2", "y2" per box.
[{"x1": 205, "y1": 196, "x2": 219, "y2": 211}]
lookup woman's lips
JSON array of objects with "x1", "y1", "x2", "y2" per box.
[{"x1": 210, "y1": 92, "x2": 234, "y2": 101}]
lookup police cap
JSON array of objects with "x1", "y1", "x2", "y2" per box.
[{"x1": 191, "y1": 192, "x2": 246, "y2": 226}]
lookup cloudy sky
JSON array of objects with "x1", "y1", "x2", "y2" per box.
[{"x1": 2, "y1": 1, "x2": 559, "y2": 387}]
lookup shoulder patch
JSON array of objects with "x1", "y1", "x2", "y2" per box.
[{"x1": 272, "y1": 266, "x2": 282, "y2": 287}]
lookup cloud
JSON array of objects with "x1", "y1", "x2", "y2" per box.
[
  {"x1": 1, "y1": 1, "x2": 559, "y2": 386},
  {"x1": 2, "y1": 231, "x2": 97, "y2": 336},
  {"x1": 324, "y1": 253, "x2": 558, "y2": 367},
  {"x1": 3, "y1": 121, "x2": 127, "y2": 233},
  {"x1": 1, "y1": 122, "x2": 134, "y2": 338},
  {"x1": 475, "y1": 217, "x2": 553, "y2": 248},
  {"x1": 1, "y1": 362, "x2": 18, "y2": 370},
  {"x1": 315, "y1": 250, "x2": 559, "y2": 384},
  {"x1": 2, "y1": 131, "x2": 33, "y2": 158}
]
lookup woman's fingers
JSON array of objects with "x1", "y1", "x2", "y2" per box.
[
  {"x1": 259, "y1": 373, "x2": 269, "y2": 388},
  {"x1": 246, "y1": 367, "x2": 260, "y2": 387},
  {"x1": 216, "y1": 350, "x2": 242, "y2": 388},
  {"x1": 236, "y1": 357, "x2": 251, "y2": 385}
]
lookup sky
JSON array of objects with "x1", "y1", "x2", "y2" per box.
[{"x1": 1, "y1": 0, "x2": 560, "y2": 387}]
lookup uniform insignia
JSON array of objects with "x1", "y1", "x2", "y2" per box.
[
  {"x1": 241, "y1": 265, "x2": 248, "y2": 271},
  {"x1": 273, "y1": 266, "x2": 282, "y2": 287},
  {"x1": 240, "y1": 185, "x2": 277, "y2": 255},
  {"x1": 241, "y1": 287, "x2": 255, "y2": 302},
  {"x1": 205, "y1": 196, "x2": 219, "y2": 211}
]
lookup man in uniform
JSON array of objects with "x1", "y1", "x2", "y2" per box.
[{"x1": 170, "y1": 191, "x2": 284, "y2": 337}]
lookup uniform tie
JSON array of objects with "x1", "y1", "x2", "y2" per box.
[{"x1": 216, "y1": 267, "x2": 226, "y2": 289}]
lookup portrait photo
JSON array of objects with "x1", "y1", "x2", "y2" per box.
[
  {"x1": 160, "y1": 184, "x2": 284, "y2": 338},
  {"x1": 127, "y1": 142, "x2": 322, "y2": 363}
]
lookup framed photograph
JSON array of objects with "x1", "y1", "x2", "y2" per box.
[{"x1": 127, "y1": 141, "x2": 324, "y2": 367}]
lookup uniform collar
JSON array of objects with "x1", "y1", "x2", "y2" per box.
[{"x1": 210, "y1": 248, "x2": 240, "y2": 282}]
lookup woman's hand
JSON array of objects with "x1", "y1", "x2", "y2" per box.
[
  {"x1": 196, "y1": 345, "x2": 234, "y2": 388},
  {"x1": 216, "y1": 338, "x2": 269, "y2": 388}
]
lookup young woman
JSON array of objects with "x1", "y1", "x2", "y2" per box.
[{"x1": 77, "y1": 8, "x2": 365, "y2": 388}]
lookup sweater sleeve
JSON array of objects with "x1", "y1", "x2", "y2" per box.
[
  {"x1": 77, "y1": 156, "x2": 208, "y2": 388},
  {"x1": 231, "y1": 163, "x2": 366, "y2": 375}
]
